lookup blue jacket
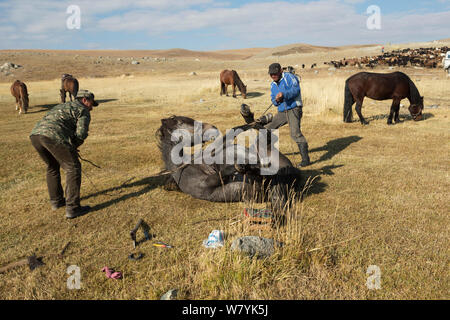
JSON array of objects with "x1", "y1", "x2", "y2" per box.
[{"x1": 270, "y1": 72, "x2": 303, "y2": 112}]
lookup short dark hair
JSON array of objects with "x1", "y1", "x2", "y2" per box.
[{"x1": 268, "y1": 63, "x2": 282, "y2": 75}]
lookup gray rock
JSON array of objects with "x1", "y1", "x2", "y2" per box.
[
  {"x1": 189, "y1": 72, "x2": 197, "y2": 76},
  {"x1": 231, "y1": 236, "x2": 281, "y2": 259},
  {"x1": 131, "y1": 60, "x2": 140, "y2": 65},
  {"x1": 1, "y1": 62, "x2": 22, "y2": 71},
  {"x1": 160, "y1": 289, "x2": 178, "y2": 300}
]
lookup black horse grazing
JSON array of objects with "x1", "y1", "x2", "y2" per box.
[
  {"x1": 156, "y1": 116, "x2": 301, "y2": 210},
  {"x1": 343, "y1": 72, "x2": 424, "y2": 125}
]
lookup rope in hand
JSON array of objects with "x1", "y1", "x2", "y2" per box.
[
  {"x1": 77, "y1": 151, "x2": 129, "y2": 197},
  {"x1": 260, "y1": 103, "x2": 273, "y2": 117},
  {"x1": 77, "y1": 152, "x2": 101, "y2": 169}
]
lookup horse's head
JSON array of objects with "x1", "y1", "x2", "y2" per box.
[
  {"x1": 156, "y1": 116, "x2": 219, "y2": 171},
  {"x1": 242, "y1": 85, "x2": 247, "y2": 99},
  {"x1": 158, "y1": 116, "x2": 219, "y2": 147},
  {"x1": 409, "y1": 96, "x2": 424, "y2": 121}
]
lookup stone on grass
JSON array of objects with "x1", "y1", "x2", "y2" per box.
[{"x1": 231, "y1": 236, "x2": 281, "y2": 259}]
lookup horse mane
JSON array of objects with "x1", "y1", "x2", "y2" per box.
[
  {"x1": 406, "y1": 76, "x2": 421, "y2": 105},
  {"x1": 155, "y1": 116, "x2": 198, "y2": 172},
  {"x1": 155, "y1": 121, "x2": 178, "y2": 172},
  {"x1": 232, "y1": 70, "x2": 245, "y2": 91}
]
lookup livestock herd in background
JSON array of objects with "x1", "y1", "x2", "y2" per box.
[
  {"x1": 325, "y1": 46, "x2": 450, "y2": 69},
  {"x1": 8, "y1": 46, "x2": 449, "y2": 116}
]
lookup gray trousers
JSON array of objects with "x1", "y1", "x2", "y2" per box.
[{"x1": 265, "y1": 107, "x2": 308, "y2": 145}]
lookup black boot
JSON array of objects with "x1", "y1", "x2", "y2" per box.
[
  {"x1": 240, "y1": 104, "x2": 255, "y2": 124},
  {"x1": 297, "y1": 143, "x2": 311, "y2": 167},
  {"x1": 66, "y1": 206, "x2": 91, "y2": 219}
]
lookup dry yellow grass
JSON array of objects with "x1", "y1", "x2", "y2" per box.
[{"x1": 0, "y1": 49, "x2": 449, "y2": 300}]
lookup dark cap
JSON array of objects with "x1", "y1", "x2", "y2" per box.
[
  {"x1": 268, "y1": 63, "x2": 282, "y2": 75},
  {"x1": 76, "y1": 90, "x2": 99, "y2": 106}
]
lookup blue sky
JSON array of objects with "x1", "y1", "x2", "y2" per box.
[{"x1": 0, "y1": 0, "x2": 449, "y2": 50}]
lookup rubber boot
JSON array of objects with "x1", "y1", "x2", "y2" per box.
[
  {"x1": 66, "y1": 206, "x2": 91, "y2": 219},
  {"x1": 297, "y1": 143, "x2": 311, "y2": 167}
]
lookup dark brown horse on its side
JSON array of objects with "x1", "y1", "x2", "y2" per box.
[
  {"x1": 10, "y1": 80, "x2": 29, "y2": 114},
  {"x1": 344, "y1": 72, "x2": 424, "y2": 125},
  {"x1": 220, "y1": 70, "x2": 247, "y2": 99},
  {"x1": 60, "y1": 74, "x2": 79, "y2": 103}
]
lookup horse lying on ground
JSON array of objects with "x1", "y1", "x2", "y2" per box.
[
  {"x1": 60, "y1": 74, "x2": 79, "y2": 103},
  {"x1": 10, "y1": 80, "x2": 29, "y2": 114},
  {"x1": 220, "y1": 70, "x2": 247, "y2": 99},
  {"x1": 343, "y1": 71, "x2": 424, "y2": 125},
  {"x1": 156, "y1": 115, "x2": 301, "y2": 211}
]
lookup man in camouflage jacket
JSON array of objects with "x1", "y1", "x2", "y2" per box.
[{"x1": 30, "y1": 90, "x2": 99, "y2": 219}]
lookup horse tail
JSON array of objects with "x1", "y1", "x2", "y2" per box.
[
  {"x1": 72, "y1": 79, "x2": 79, "y2": 97},
  {"x1": 343, "y1": 80, "x2": 354, "y2": 122},
  {"x1": 21, "y1": 83, "x2": 29, "y2": 113}
]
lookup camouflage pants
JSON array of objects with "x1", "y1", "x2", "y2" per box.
[{"x1": 30, "y1": 135, "x2": 81, "y2": 211}]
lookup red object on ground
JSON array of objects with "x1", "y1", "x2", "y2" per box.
[{"x1": 101, "y1": 266, "x2": 123, "y2": 279}]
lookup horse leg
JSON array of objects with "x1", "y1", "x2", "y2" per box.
[
  {"x1": 15, "y1": 97, "x2": 19, "y2": 111},
  {"x1": 355, "y1": 98, "x2": 368, "y2": 125},
  {"x1": 387, "y1": 101, "x2": 396, "y2": 125},
  {"x1": 220, "y1": 82, "x2": 224, "y2": 96},
  {"x1": 394, "y1": 100, "x2": 402, "y2": 124},
  {"x1": 232, "y1": 84, "x2": 237, "y2": 98},
  {"x1": 18, "y1": 97, "x2": 23, "y2": 114}
]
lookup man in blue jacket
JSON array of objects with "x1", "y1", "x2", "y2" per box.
[
  {"x1": 267, "y1": 63, "x2": 311, "y2": 167},
  {"x1": 240, "y1": 63, "x2": 311, "y2": 167}
]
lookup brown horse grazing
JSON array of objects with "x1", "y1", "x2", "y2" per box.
[
  {"x1": 220, "y1": 70, "x2": 247, "y2": 99},
  {"x1": 10, "y1": 80, "x2": 29, "y2": 114},
  {"x1": 343, "y1": 72, "x2": 424, "y2": 125},
  {"x1": 60, "y1": 74, "x2": 79, "y2": 103}
]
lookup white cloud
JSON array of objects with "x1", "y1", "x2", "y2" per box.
[{"x1": 0, "y1": 0, "x2": 449, "y2": 49}]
